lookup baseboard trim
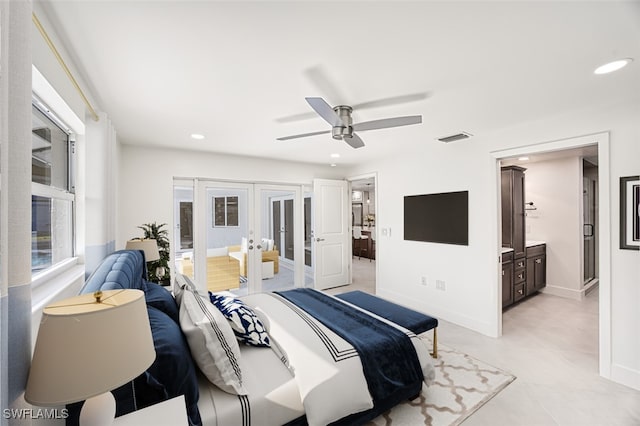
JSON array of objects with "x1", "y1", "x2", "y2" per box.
[
  {"x1": 610, "y1": 363, "x2": 640, "y2": 391},
  {"x1": 376, "y1": 288, "x2": 497, "y2": 337},
  {"x1": 541, "y1": 280, "x2": 598, "y2": 301}
]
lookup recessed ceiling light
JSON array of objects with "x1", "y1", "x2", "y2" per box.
[
  {"x1": 330, "y1": 153, "x2": 340, "y2": 158},
  {"x1": 330, "y1": 163, "x2": 337, "y2": 167},
  {"x1": 190, "y1": 133, "x2": 205, "y2": 140},
  {"x1": 518, "y1": 156, "x2": 529, "y2": 161},
  {"x1": 594, "y1": 58, "x2": 633, "y2": 75}
]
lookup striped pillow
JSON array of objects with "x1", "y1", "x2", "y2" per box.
[{"x1": 178, "y1": 285, "x2": 246, "y2": 395}]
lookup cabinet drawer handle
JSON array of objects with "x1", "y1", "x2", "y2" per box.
[
  {"x1": 518, "y1": 289, "x2": 524, "y2": 295},
  {"x1": 502, "y1": 270, "x2": 505, "y2": 276},
  {"x1": 517, "y1": 261, "x2": 525, "y2": 268},
  {"x1": 536, "y1": 259, "x2": 542, "y2": 264},
  {"x1": 517, "y1": 273, "x2": 524, "y2": 279}
]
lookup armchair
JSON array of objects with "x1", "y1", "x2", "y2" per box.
[
  {"x1": 180, "y1": 247, "x2": 241, "y2": 292},
  {"x1": 228, "y1": 238, "x2": 279, "y2": 277}
]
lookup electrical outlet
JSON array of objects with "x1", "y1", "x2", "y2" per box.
[
  {"x1": 420, "y1": 276, "x2": 428, "y2": 286},
  {"x1": 436, "y1": 280, "x2": 446, "y2": 291}
]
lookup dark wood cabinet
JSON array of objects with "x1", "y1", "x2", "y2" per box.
[
  {"x1": 526, "y1": 245, "x2": 546, "y2": 295},
  {"x1": 501, "y1": 166, "x2": 526, "y2": 260},
  {"x1": 501, "y1": 165, "x2": 546, "y2": 309},
  {"x1": 353, "y1": 230, "x2": 375, "y2": 260},
  {"x1": 513, "y1": 257, "x2": 526, "y2": 303},
  {"x1": 502, "y1": 256, "x2": 514, "y2": 308}
]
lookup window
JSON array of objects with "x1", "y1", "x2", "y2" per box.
[
  {"x1": 31, "y1": 102, "x2": 75, "y2": 273},
  {"x1": 213, "y1": 196, "x2": 238, "y2": 227}
]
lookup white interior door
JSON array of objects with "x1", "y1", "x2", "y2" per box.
[{"x1": 313, "y1": 178, "x2": 350, "y2": 290}]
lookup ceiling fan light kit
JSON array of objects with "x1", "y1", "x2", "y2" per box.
[{"x1": 277, "y1": 96, "x2": 423, "y2": 149}]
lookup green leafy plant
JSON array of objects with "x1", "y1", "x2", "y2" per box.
[{"x1": 138, "y1": 222, "x2": 170, "y2": 284}]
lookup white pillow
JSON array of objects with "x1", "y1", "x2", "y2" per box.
[
  {"x1": 207, "y1": 247, "x2": 228, "y2": 257},
  {"x1": 174, "y1": 273, "x2": 196, "y2": 305},
  {"x1": 261, "y1": 238, "x2": 274, "y2": 251},
  {"x1": 178, "y1": 285, "x2": 247, "y2": 395}
]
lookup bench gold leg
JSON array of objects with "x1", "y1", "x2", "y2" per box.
[{"x1": 431, "y1": 327, "x2": 438, "y2": 358}]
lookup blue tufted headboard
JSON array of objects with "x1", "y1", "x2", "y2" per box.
[
  {"x1": 67, "y1": 249, "x2": 202, "y2": 426},
  {"x1": 80, "y1": 250, "x2": 146, "y2": 294}
]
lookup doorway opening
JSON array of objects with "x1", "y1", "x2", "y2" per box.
[
  {"x1": 348, "y1": 174, "x2": 377, "y2": 294},
  {"x1": 583, "y1": 159, "x2": 599, "y2": 287},
  {"x1": 493, "y1": 131, "x2": 611, "y2": 380}
]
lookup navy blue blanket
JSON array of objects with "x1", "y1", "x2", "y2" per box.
[{"x1": 275, "y1": 289, "x2": 423, "y2": 412}]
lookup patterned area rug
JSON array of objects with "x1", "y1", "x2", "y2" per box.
[{"x1": 369, "y1": 337, "x2": 516, "y2": 426}]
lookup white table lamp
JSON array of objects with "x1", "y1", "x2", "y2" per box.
[
  {"x1": 126, "y1": 238, "x2": 166, "y2": 279},
  {"x1": 25, "y1": 289, "x2": 156, "y2": 426},
  {"x1": 125, "y1": 238, "x2": 160, "y2": 262}
]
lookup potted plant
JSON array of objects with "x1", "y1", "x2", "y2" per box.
[{"x1": 138, "y1": 222, "x2": 170, "y2": 285}]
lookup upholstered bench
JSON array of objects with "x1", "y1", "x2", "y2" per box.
[{"x1": 335, "y1": 290, "x2": 439, "y2": 358}]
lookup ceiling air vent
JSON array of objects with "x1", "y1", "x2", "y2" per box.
[{"x1": 437, "y1": 132, "x2": 472, "y2": 143}]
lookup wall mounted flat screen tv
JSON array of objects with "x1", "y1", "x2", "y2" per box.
[{"x1": 404, "y1": 190, "x2": 468, "y2": 245}]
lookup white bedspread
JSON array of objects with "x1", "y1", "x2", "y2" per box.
[
  {"x1": 197, "y1": 342, "x2": 304, "y2": 426},
  {"x1": 242, "y1": 292, "x2": 435, "y2": 426}
]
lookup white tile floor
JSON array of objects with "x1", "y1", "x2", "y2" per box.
[{"x1": 329, "y1": 258, "x2": 640, "y2": 426}]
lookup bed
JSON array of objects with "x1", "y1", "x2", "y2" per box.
[{"x1": 71, "y1": 250, "x2": 435, "y2": 426}]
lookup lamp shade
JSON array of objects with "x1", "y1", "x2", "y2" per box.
[
  {"x1": 25, "y1": 289, "x2": 156, "y2": 406},
  {"x1": 125, "y1": 239, "x2": 160, "y2": 262}
]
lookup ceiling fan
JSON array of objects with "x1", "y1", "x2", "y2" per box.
[{"x1": 276, "y1": 97, "x2": 422, "y2": 149}]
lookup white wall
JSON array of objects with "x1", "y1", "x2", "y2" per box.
[
  {"x1": 354, "y1": 136, "x2": 497, "y2": 335},
  {"x1": 84, "y1": 113, "x2": 118, "y2": 275},
  {"x1": 524, "y1": 156, "x2": 584, "y2": 298},
  {"x1": 1, "y1": 1, "x2": 33, "y2": 418},
  {"x1": 117, "y1": 144, "x2": 344, "y2": 257},
  {"x1": 346, "y1": 100, "x2": 640, "y2": 390}
]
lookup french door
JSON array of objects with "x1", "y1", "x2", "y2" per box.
[
  {"x1": 174, "y1": 178, "x2": 349, "y2": 294},
  {"x1": 271, "y1": 195, "x2": 295, "y2": 263},
  {"x1": 183, "y1": 180, "x2": 304, "y2": 295}
]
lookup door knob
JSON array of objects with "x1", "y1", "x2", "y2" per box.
[{"x1": 315, "y1": 238, "x2": 325, "y2": 242}]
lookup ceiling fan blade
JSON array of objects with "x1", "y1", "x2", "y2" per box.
[
  {"x1": 275, "y1": 111, "x2": 318, "y2": 123},
  {"x1": 344, "y1": 132, "x2": 365, "y2": 149},
  {"x1": 351, "y1": 92, "x2": 430, "y2": 110},
  {"x1": 352, "y1": 115, "x2": 422, "y2": 132},
  {"x1": 304, "y1": 65, "x2": 345, "y2": 105},
  {"x1": 306, "y1": 97, "x2": 344, "y2": 127},
  {"x1": 276, "y1": 130, "x2": 331, "y2": 141}
]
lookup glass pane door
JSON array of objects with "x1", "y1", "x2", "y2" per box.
[
  {"x1": 177, "y1": 180, "x2": 305, "y2": 295},
  {"x1": 200, "y1": 182, "x2": 252, "y2": 295},
  {"x1": 174, "y1": 183, "x2": 194, "y2": 280},
  {"x1": 257, "y1": 185, "x2": 305, "y2": 293}
]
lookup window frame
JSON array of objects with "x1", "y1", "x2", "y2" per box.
[
  {"x1": 213, "y1": 195, "x2": 239, "y2": 227},
  {"x1": 30, "y1": 97, "x2": 77, "y2": 275},
  {"x1": 30, "y1": 65, "x2": 86, "y2": 314}
]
